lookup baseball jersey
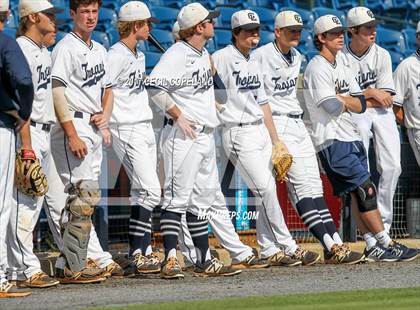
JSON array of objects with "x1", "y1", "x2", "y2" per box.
[
  {"x1": 147, "y1": 41, "x2": 218, "y2": 128},
  {"x1": 51, "y1": 32, "x2": 111, "y2": 114},
  {"x1": 340, "y1": 43, "x2": 395, "y2": 94},
  {"x1": 107, "y1": 42, "x2": 151, "y2": 124},
  {"x1": 17, "y1": 36, "x2": 55, "y2": 124},
  {"x1": 252, "y1": 42, "x2": 303, "y2": 115},
  {"x1": 212, "y1": 44, "x2": 267, "y2": 124},
  {"x1": 303, "y1": 54, "x2": 363, "y2": 150},
  {"x1": 393, "y1": 50, "x2": 420, "y2": 129}
]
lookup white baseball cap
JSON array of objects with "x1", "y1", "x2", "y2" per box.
[
  {"x1": 417, "y1": 21, "x2": 420, "y2": 34},
  {"x1": 275, "y1": 10, "x2": 303, "y2": 30},
  {"x1": 231, "y1": 10, "x2": 260, "y2": 30},
  {"x1": 118, "y1": 1, "x2": 159, "y2": 23},
  {"x1": 172, "y1": 21, "x2": 180, "y2": 38},
  {"x1": 177, "y1": 2, "x2": 219, "y2": 30},
  {"x1": 0, "y1": 0, "x2": 9, "y2": 12},
  {"x1": 347, "y1": 6, "x2": 377, "y2": 28},
  {"x1": 19, "y1": 0, "x2": 63, "y2": 18},
  {"x1": 314, "y1": 15, "x2": 345, "y2": 35}
]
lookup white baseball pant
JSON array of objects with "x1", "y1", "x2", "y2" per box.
[
  {"x1": 50, "y1": 117, "x2": 113, "y2": 269},
  {"x1": 351, "y1": 108, "x2": 402, "y2": 233},
  {"x1": 8, "y1": 125, "x2": 51, "y2": 280},
  {"x1": 407, "y1": 128, "x2": 420, "y2": 166},
  {"x1": 0, "y1": 127, "x2": 15, "y2": 282},
  {"x1": 272, "y1": 115, "x2": 324, "y2": 205},
  {"x1": 221, "y1": 123, "x2": 298, "y2": 257}
]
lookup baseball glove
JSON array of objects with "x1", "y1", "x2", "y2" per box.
[
  {"x1": 15, "y1": 149, "x2": 48, "y2": 196},
  {"x1": 271, "y1": 141, "x2": 293, "y2": 183}
]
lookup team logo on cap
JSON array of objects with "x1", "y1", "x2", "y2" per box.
[
  {"x1": 294, "y1": 14, "x2": 302, "y2": 23},
  {"x1": 248, "y1": 12, "x2": 257, "y2": 21},
  {"x1": 366, "y1": 10, "x2": 374, "y2": 18},
  {"x1": 332, "y1": 17, "x2": 341, "y2": 25}
]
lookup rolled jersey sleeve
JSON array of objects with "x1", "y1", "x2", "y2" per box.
[
  {"x1": 376, "y1": 50, "x2": 395, "y2": 94},
  {"x1": 392, "y1": 62, "x2": 407, "y2": 107},
  {"x1": 51, "y1": 44, "x2": 74, "y2": 87}
]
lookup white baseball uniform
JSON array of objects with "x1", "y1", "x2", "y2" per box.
[
  {"x1": 50, "y1": 32, "x2": 113, "y2": 269},
  {"x1": 8, "y1": 36, "x2": 55, "y2": 280},
  {"x1": 393, "y1": 50, "x2": 420, "y2": 165},
  {"x1": 253, "y1": 43, "x2": 323, "y2": 204},
  {"x1": 340, "y1": 44, "x2": 402, "y2": 232},
  {"x1": 213, "y1": 44, "x2": 297, "y2": 258},
  {"x1": 303, "y1": 54, "x2": 363, "y2": 148}
]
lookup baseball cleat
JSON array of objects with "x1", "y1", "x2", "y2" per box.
[
  {"x1": 56, "y1": 267, "x2": 107, "y2": 284},
  {"x1": 232, "y1": 253, "x2": 269, "y2": 270},
  {"x1": 291, "y1": 247, "x2": 321, "y2": 266},
  {"x1": 324, "y1": 244, "x2": 365, "y2": 265},
  {"x1": 388, "y1": 241, "x2": 419, "y2": 262},
  {"x1": 160, "y1": 257, "x2": 184, "y2": 279},
  {"x1": 364, "y1": 243, "x2": 399, "y2": 262},
  {"x1": 133, "y1": 253, "x2": 161, "y2": 274},
  {"x1": 17, "y1": 272, "x2": 59, "y2": 288},
  {"x1": 194, "y1": 258, "x2": 242, "y2": 278},
  {"x1": 267, "y1": 251, "x2": 301, "y2": 267},
  {"x1": 103, "y1": 261, "x2": 124, "y2": 278},
  {"x1": 0, "y1": 281, "x2": 31, "y2": 298}
]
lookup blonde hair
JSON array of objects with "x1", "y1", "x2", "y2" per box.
[
  {"x1": 16, "y1": 15, "x2": 31, "y2": 37},
  {"x1": 179, "y1": 26, "x2": 196, "y2": 40},
  {"x1": 117, "y1": 20, "x2": 147, "y2": 39}
]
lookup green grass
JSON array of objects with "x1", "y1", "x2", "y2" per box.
[{"x1": 86, "y1": 287, "x2": 420, "y2": 310}]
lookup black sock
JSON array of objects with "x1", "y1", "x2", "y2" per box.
[
  {"x1": 186, "y1": 212, "x2": 209, "y2": 264},
  {"x1": 142, "y1": 218, "x2": 152, "y2": 256},
  {"x1": 296, "y1": 198, "x2": 331, "y2": 251},
  {"x1": 313, "y1": 197, "x2": 338, "y2": 238},
  {"x1": 129, "y1": 205, "x2": 152, "y2": 256},
  {"x1": 160, "y1": 210, "x2": 181, "y2": 259}
]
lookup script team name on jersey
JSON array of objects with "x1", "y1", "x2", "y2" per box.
[
  {"x1": 232, "y1": 70, "x2": 261, "y2": 90},
  {"x1": 36, "y1": 64, "x2": 51, "y2": 91},
  {"x1": 335, "y1": 78, "x2": 350, "y2": 94},
  {"x1": 118, "y1": 70, "x2": 145, "y2": 95},
  {"x1": 81, "y1": 61, "x2": 106, "y2": 87},
  {"x1": 272, "y1": 76, "x2": 297, "y2": 94},
  {"x1": 356, "y1": 69, "x2": 377, "y2": 90},
  {"x1": 192, "y1": 67, "x2": 213, "y2": 93}
]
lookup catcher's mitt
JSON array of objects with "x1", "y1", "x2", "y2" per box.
[
  {"x1": 271, "y1": 141, "x2": 293, "y2": 182},
  {"x1": 15, "y1": 149, "x2": 48, "y2": 196}
]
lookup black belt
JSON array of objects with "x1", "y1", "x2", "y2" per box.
[
  {"x1": 237, "y1": 119, "x2": 263, "y2": 127},
  {"x1": 272, "y1": 112, "x2": 303, "y2": 119},
  {"x1": 167, "y1": 119, "x2": 213, "y2": 134},
  {"x1": 74, "y1": 111, "x2": 94, "y2": 119},
  {"x1": 30, "y1": 120, "x2": 51, "y2": 132}
]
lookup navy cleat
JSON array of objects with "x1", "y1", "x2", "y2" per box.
[
  {"x1": 364, "y1": 243, "x2": 399, "y2": 262},
  {"x1": 388, "y1": 241, "x2": 419, "y2": 262}
]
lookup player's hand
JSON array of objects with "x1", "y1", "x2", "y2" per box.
[
  {"x1": 90, "y1": 113, "x2": 109, "y2": 130},
  {"x1": 101, "y1": 128, "x2": 112, "y2": 147},
  {"x1": 176, "y1": 114, "x2": 197, "y2": 139},
  {"x1": 367, "y1": 89, "x2": 393, "y2": 108},
  {"x1": 68, "y1": 135, "x2": 88, "y2": 159}
]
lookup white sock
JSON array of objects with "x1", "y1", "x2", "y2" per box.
[
  {"x1": 145, "y1": 245, "x2": 152, "y2": 256},
  {"x1": 332, "y1": 233, "x2": 343, "y2": 245},
  {"x1": 167, "y1": 248, "x2": 177, "y2": 259},
  {"x1": 363, "y1": 233, "x2": 377, "y2": 250},
  {"x1": 375, "y1": 230, "x2": 392, "y2": 248},
  {"x1": 323, "y1": 234, "x2": 336, "y2": 251},
  {"x1": 132, "y1": 249, "x2": 142, "y2": 256}
]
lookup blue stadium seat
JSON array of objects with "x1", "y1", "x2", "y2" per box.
[
  {"x1": 298, "y1": 28, "x2": 314, "y2": 51},
  {"x1": 214, "y1": 29, "x2": 232, "y2": 49},
  {"x1": 288, "y1": 0, "x2": 313, "y2": 9},
  {"x1": 55, "y1": 31, "x2": 68, "y2": 44},
  {"x1": 107, "y1": 28, "x2": 120, "y2": 46},
  {"x1": 56, "y1": 9, "x2": 73, "y2": 32},
  {"x1": 137, "y1": 40, "x2": 148, "y2": 53},
  {"x1": 402, "y1": 28, "x2": 417, "y2": 50},
  {"x1": 331, "y1": 0, "x2": 359, "y2": 10},
  {"x1": 305, "y1": 49, "x2": 319, "y2": 62},
  {"x1": 214, "y1": 0, "x2": 245, "y2": 8},
  {"x1": 245, "y1": 0, "x2": 289, "y2": 10},
  {"x1": 391, "y1": 0, "x2": 409, "y2": 9},
  {"x1": 248, "y1": 7, "x2": 277, "y2": 31},
  {"x1": 206, "y1": 38, "x2": 217, "y2": 53},
  {"x1": 216, "y1": 7, "x2": 238, "y2": 29},
  {"x1": 149, "y1": 29, "x2": 174, "y2": 52},
  {"x1": 403, "y1": 49, "x2": 416, "y2": 57},
  {"x1": 408, "y1": 0, "x2": 420, "y2": 9},
  {"x1": 259, "y1": 30, "x2": 274, "y2": 45},
  {"x1": 363, "y1": 0, "x2": 393, "y2": 12},
  {"x1": 279, "y1": 7, "x2": 315, "y2": 29},
  {"x1": 388, "y1": 50, "x2": 404, "y2": 70},
  {"x1": 300, "y1": 53, "x2": 308, "y2": 73},
  {"x1": 92, "y1": 31, "x2": 111, "y2": 50},
  {"x1": 101, "y1": 0, "x2": 121, "y2": 11},
  {"x1": 144, "y1": 51, "x2": 162, "y2": 74},
  {"x1": 5, "y1": 11, "x2": 16, "y2": 29},
  {"x1": 97, "y1": 7, "x2": 118, "y2": 31},
  {"x1": 148, "y1": 0, "x2": 186, "y2": 9},
  {"x1": 376, "y1": 28, "x2": 406, "y2": 54},
  {"x1": 312, "y1": 8, "x2": 346, "y2": 26},
  {"x1": 50, "y1": 0, "x2": 68, "y2": 7},
  {"x1": 150, "y1": 6, "x2": 179, "y2": 31},
  {"x1": 3, "y1": 27, "x2": 17, "y2": 39}
]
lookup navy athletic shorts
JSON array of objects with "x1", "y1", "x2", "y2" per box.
[{"x1": 318, "y1": 140, "x2": 371, "y2": 197}]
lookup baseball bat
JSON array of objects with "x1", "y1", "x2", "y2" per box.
[{"x1": 148, "y1": 33, "x2": 166, "y2": 53}]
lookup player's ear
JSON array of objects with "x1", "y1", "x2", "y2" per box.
[
  {"x1": 274, "y1": 27, "x2": 281, "y2": 39},
  {"x1": 28, "y1": 13, "x2": 39, "y2": 24}
]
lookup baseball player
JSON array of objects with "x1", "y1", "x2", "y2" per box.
[
  {"x1": 148, "y1": 2, "x2": 241, "y2": 279},
  {"x1": 50, "y1": 0, "x2": 123, "y2": 283},
  {"x1": 253, "y1": 10, "x2": 364, "y2": 264},
  {"x1": 6, "y1": 0, "x2": 61, "y2": 289},
  {"x1": 339, "y1": 7, "x2": 401, "y2": 237},
  {"x1": 168, "y1": 21, "x2": 268, "y2": 270},
  {"x1": 212, "y1": 9, "x2": 320, "y2": 266},
  {"x1": 106, "y1": 1, "x2": 162, "y2": 274},
  {"x1": 393, "y1": 22, "x2": 420, "y2": 166},
  {"x1": 0, "y1": 0, "x2": 34, "y2": 298},
  {"x1": 303, "y1": 14, "x2": 418, "y2": 262}
]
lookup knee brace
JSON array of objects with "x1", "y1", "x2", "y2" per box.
[
  {"x1": 62, "y1": 180, "x2": 100, "y2": 272},
  {"x1": 354, "y1": 178, "x2": 377, "y2": 213}
]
